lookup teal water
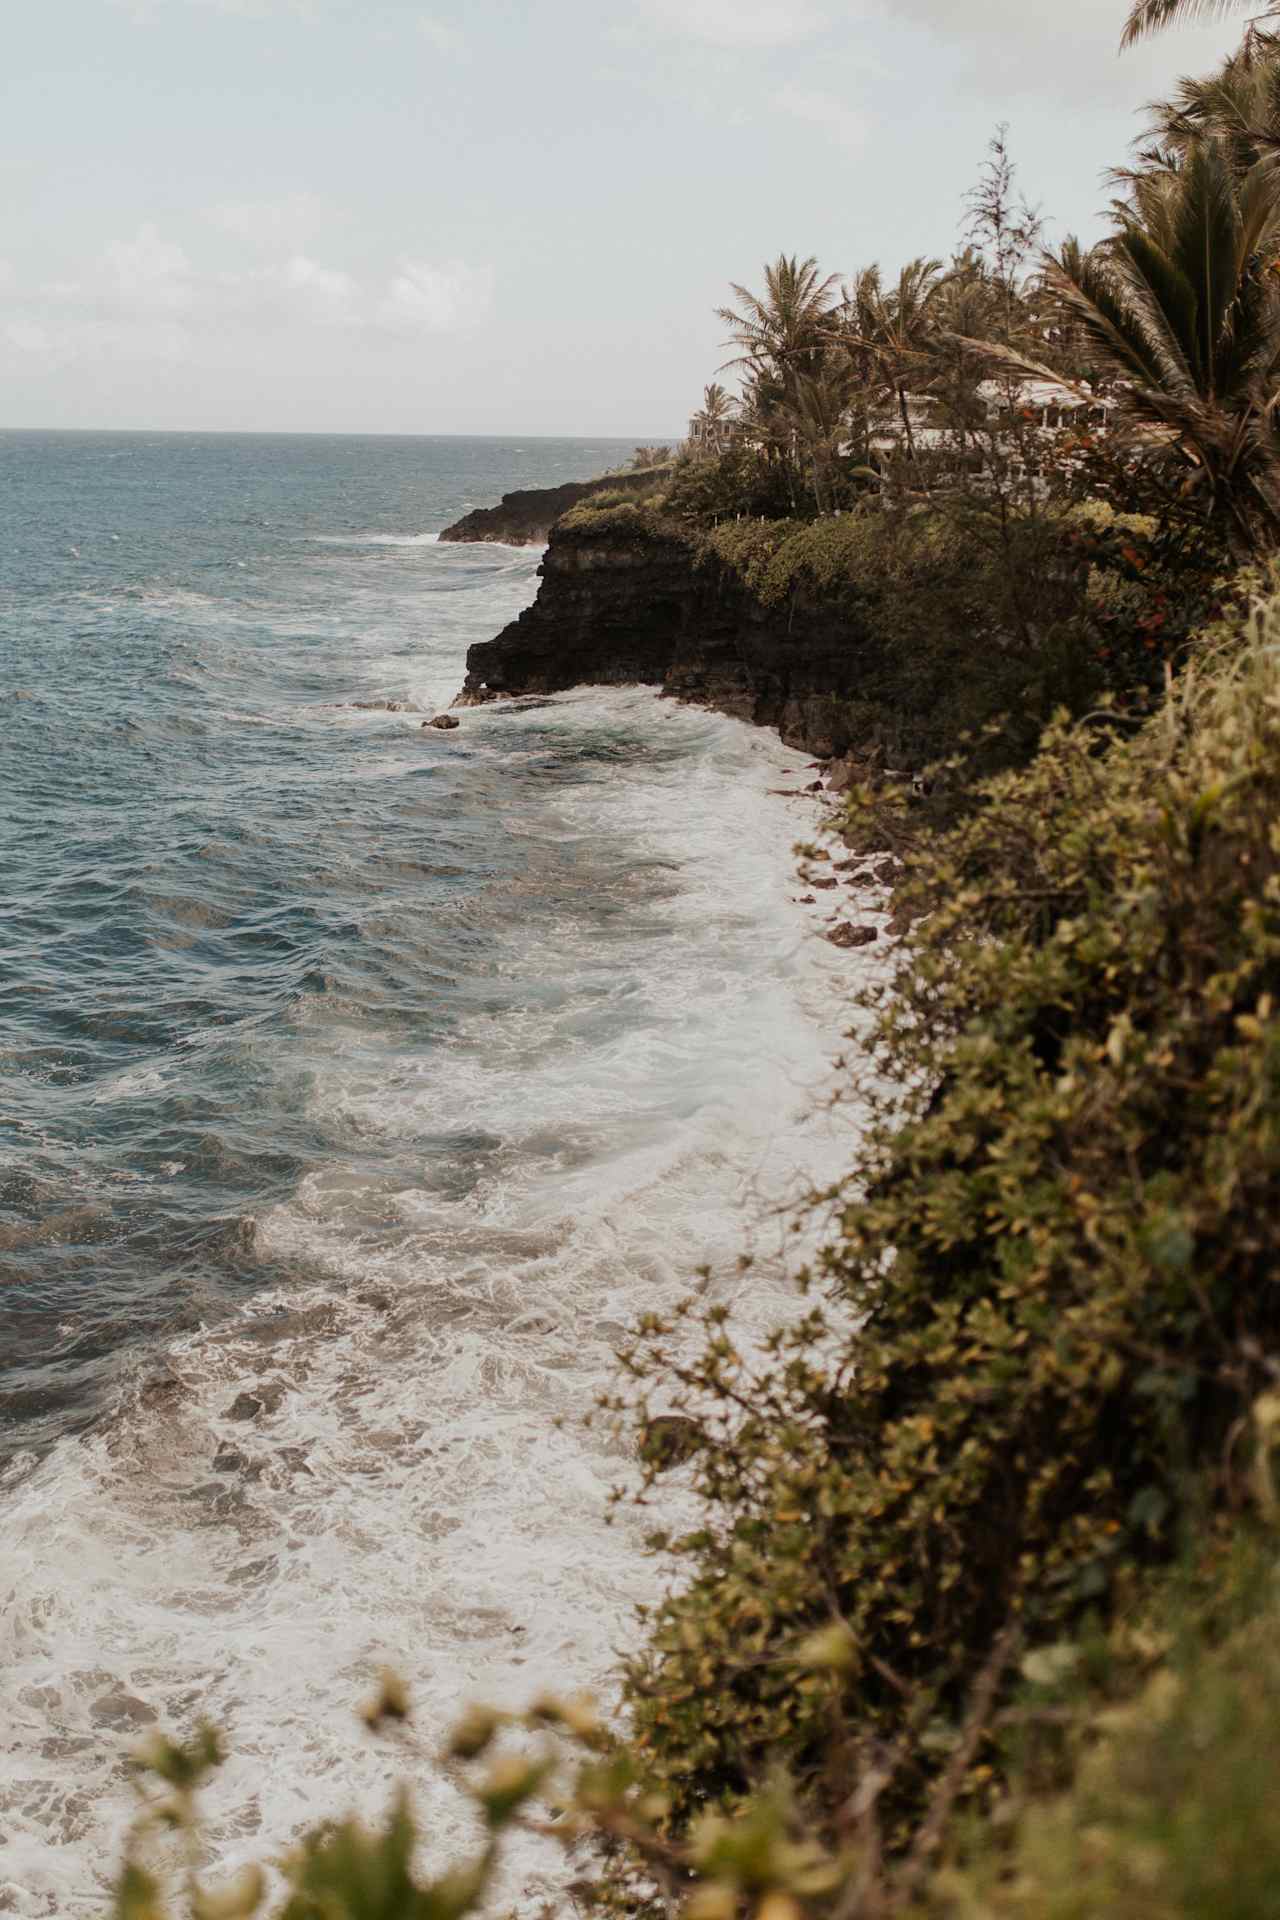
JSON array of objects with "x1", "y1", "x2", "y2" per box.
[
  {"x1": 0, "y1": 431, "x2": 861, "y2": 1913},
  {"x1": 2, "y1": 430, "x2": 635, "y2": 1456}
]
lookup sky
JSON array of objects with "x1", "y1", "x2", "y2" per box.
[{"x1": 1, "y1": 0, "x2": 1246, "y2": 436}]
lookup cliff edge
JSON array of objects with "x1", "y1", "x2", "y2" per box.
[
  {"x1": 457, "y1": 499, "x2": 1086, "y2": 771},
  {"x1": 438, "y1": 467, "x2": 668, "y2": 546}
]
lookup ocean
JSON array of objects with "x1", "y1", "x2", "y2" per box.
[{"x1": 0, "y1": 430, "x2": 873, "y2": 1912}]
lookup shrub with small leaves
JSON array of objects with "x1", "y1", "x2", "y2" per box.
[{"x1": 613, "y1": 570, "x2": 1280, "y2": 1863}]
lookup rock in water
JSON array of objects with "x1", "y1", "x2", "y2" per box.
[
  {"x1": 827, "y1": 923, "x2": 879, "y2": 949},
  {"x1": 425, "y1": 714, "x2": 460, "y2": 731}
]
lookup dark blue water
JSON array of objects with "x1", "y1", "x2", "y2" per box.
[{"x1": 0, "y1": 430, "x2": 854, "y2": 1915}]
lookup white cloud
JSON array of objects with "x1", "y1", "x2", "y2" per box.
[
  {"x1": 379, "y1": 259, "x2": 494, "y2": 334},
  {"x1": 642, "y1": 0, "x2": 826, "y2": 48},
  {"x1": 106, "y1": 223, "x2": 194, "y2": 312},
  {"x1": 775, "y1": 84, "x2": 868, "y2": 152},
  {"x1": 0, "y1": 227, "x2": 495, "y2": 374},
  {"x1": 268, "y1": 253, "x2": 359, "y2": 323},
  {"x1": 870, "y1": 0, "x2": 1242, "y2": 103},
  {"x1": 2, "y1": 320, "x2": 56, "y2": 363},
  {"x1": 418, "y1": 14, "x2": 465, "y2": 55},
  {"x1": 208, "y1": 192, "x2": 327, "y2": 249}
]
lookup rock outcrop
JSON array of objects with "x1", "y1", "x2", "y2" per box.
[
  {"x1": 438, "y1": 468, "x2": 668, "y2": 547},
  {"x1": 457, "y1": 512, "x2": 878, "y2": 760}
]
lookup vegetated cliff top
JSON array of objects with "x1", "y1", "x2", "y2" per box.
[{"x1": 437, "y1": 464, "x2": 672, "y2": 546}]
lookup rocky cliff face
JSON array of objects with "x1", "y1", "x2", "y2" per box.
[
  {"x1": 457, "y1": 515, "x2": 876, "y2": 760},
  {"x1": 438, "y1": 467, "x2": 667, "y2": 546}
]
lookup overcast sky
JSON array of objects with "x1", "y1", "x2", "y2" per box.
[{"x1": 2, "y1": 0, "x2": 1244, "y2": 435}]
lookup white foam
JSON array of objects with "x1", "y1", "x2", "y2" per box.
[
  {"x1": 311, "y1": 532, "x2": 442, "y2": 548},
  {"x1": 0, "y1": 681, "x2": 890, "y2": 1913}
]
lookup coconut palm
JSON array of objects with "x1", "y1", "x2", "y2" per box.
[
  {"x1": 777, "y1": 357, "x2": 861, "y2": 511},
  {"x1": 717, "y1": 255, "x2": 841, "y2": 389},
  {"x1": 688, "y1": 383, "x2": 738, "y2": 456},
  {"x1": 719, "y1": 256, "x2": 842, "y2": 506},
  {"x1": 1122, "y1": 0, "x2": 1277, "y2": 47},
  {"x1": 844, "y1": 257, "x2": 946, "y2": 461},
  {"x1": 1125, "y1": 30, "x2": 1280, "y2": 180},
  {"x1": 1041, "y1": 137, "x2": 1280, "y2": 548}
]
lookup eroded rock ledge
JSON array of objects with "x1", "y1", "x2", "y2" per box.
[
  {"x1": 457, "y1": 513, "x2": 875, "y2": 760},
  {"x1": 438, "y1": 468, "x2": 665, "y2": 547}
]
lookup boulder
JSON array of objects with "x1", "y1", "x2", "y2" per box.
[
  {"x1": 425, "y1": 713, "x2": 461, "y2": 731},
  {"x1": 826, "y1": 756, "x2": 861, "y2": 796},
  {"x1": 827, "y1": 923, "x2": 880, "y2": 949},
  {"x1": 91, "y1": 1691, "x2": 158, "y2": 1731}
]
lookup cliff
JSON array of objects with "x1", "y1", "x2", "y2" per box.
[
  {"x1": 457, "y1": 511, "x2": 877, "y2": 760},
  {"x1": 438, "y1": 467, "x2": 669, "y2": 546}
]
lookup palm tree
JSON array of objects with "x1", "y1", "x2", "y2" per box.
[
  {"x1": 844, "y1": 257, "x2": 946, "y2": 461},
  {"x1": 719, "y1": 256, "x2": 842, "y2": 508},
  {"x1": 688, "y1": 383, "x2": 738, "y2": 456},
  {"x1": 717, "y1": 254, "x2": 841, "y2": 388},
  {"x1": 778, "y1": 357, "x2": 860, "y2": 511},
  {"x1": 1128, "y1": 29, "x2": 1280, "y2": 179},
  {"x1": 1122, "y1": 0, "x2": 1277, "y2": 47},
  {"x1": 1040, "y1": 137, "x2": 1280, "y2": 549}
]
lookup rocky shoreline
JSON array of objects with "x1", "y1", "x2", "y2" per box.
[
  {"x1": 449, "y1": 500, "x2": 917, "y2": 941},
  {"x1": 454, "y1": 511, "x2": 878, "y2": 761},
  {"x1": 437, "y1": 467, "x2": 667, "y2": 546}
]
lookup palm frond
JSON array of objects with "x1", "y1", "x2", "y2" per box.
[{"x1": 1121, "y1": 0, "x2": 1273, "y2": 50}]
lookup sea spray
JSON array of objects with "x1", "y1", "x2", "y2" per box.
[{"x1": 0, "y1": 434, "x2": 886, "y2": 1913}]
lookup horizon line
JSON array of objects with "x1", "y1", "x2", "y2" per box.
[{"x1": 0, "y1": 424, "x2": 686, "y2": 442}]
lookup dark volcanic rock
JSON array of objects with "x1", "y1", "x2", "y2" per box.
[
  {"x1": 827, "y1": 923, "x2": 880, "y2": 949},
  {"x1": 91, "y1": 1691, "x2": 158, "y2": 1731},
  {"x1": 459, "y1": 516, "x2": 884, "y2": 760},
  {"x1": 438, "y1": 468, "x2": 667, "y2": 547},
  {"x1": 425, "y1": 713, "x2": 460, "y2": 730}
]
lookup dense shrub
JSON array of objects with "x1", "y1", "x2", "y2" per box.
[
  {"x1": 701, "y1": 507, "x2": 1114, "y2": 776},
  {"x1": 929, "y1": 1526, "x2": 1280, "y2": 1920},
  {"x1": 558, "y1": 498, "x2": 678, "y2": 538},
  {"x1": 612, "y1": 574, "x2": 1280, "y2": 1858},
  {"x1": 663, "y1": 448, "x2": 797, "y2": 525}
]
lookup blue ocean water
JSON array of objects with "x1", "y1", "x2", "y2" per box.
[
  {"x1": 0, "y1": 431, "x2": 865, "y2": 1912},
  {"x1": 1, "y1": 431, "x2": 639, "y2": 1457}
]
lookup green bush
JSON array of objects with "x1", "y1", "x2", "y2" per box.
[
  {"x1": 930, "y1": 1527, "x2": 1280, "y2": 1920},
  {"x1": 613, "y1": 572, "x2": 1280, "y2": 1860},
  {"x1": 558, "y1": 498, "x2": 679, "y2": 539},
  {"x1": 663, "y1": 449, "x2": 797, "y2": 525}
]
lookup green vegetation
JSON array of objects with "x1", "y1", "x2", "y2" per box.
[
  {"x1": 99, "y1": 10, "x2": 1280, "y2": 1919},
  {"x1": 615, "y1": 565, "x2": 1280, "y2": 1854}
]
